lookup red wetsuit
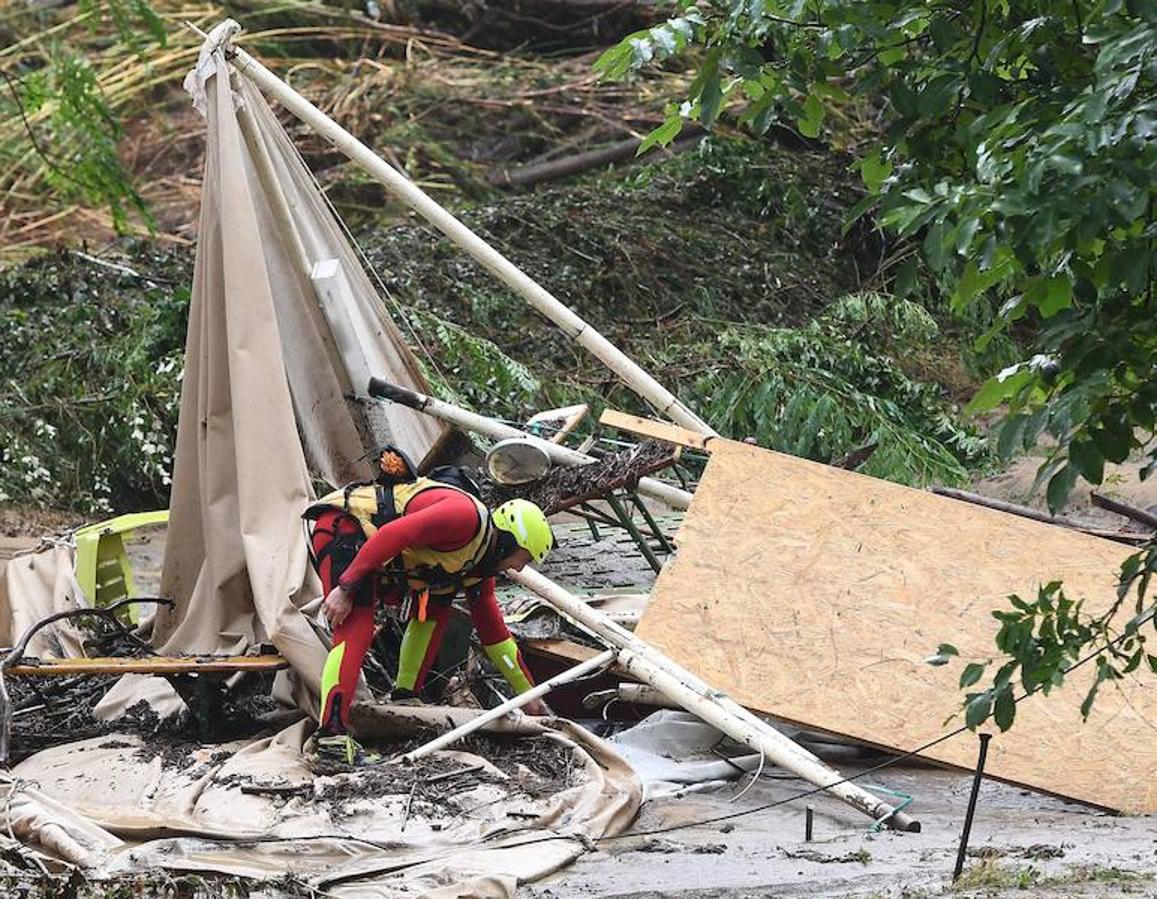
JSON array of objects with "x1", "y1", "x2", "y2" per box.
[{"x1": 309, "y1": 486, "x2": 531, "y2": 732}]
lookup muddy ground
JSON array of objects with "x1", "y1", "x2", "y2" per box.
[{"x1": 527, "y1": 760, "x2": 1157, "y2": 899}]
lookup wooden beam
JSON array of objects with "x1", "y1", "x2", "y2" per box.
[
  {"x1": 6, "y1": 654, "x2": 289, "y2": 677},
  {"x1": 525, "y1": 638, "x2": 636, "y2": 677},
  {"x1": 931, "y1": 487, "x2": 1151, "y2": 545},
  {"x1": 599, "y1": 408, "x2": 714, "y2": 451},
  {"x1": 1090, "y1": 491, "x2": 1157, "y2": 531},
  {"x1": 526, "y1": 403, "x2": 589, "y2": 444}
]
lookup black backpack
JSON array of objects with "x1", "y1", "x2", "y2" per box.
[{"x1": 425, "y1": 464, "x2": 484, "y2": 500}]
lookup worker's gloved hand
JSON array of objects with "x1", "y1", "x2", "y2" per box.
[{"x1": 323, "y1": 585, "x2": 353, "y2": 627}]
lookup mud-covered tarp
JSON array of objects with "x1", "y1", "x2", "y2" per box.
[{"x1": 5, "y1": 714, "x2": 638, "y2": 897}]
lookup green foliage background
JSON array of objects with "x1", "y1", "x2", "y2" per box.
[{"x1": 0, "y1": 140, "x2": 991, "y2": 514}]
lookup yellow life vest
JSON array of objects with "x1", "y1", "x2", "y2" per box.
[{"x1": 307, "y1": 478, "x2": 494, "y2": 595}]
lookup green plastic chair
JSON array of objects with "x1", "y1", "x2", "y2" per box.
[{"x1": 74, "y1": 510, "x2": 169, "y2": 624}]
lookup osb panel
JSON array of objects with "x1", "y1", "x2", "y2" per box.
[{"x1": 636, "y1": 438, "x2": 1157, "y2": 813}]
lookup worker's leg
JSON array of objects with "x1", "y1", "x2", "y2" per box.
[
  {"x1": 470, "y1": 591, "x2": 535, "y2": 694},
  {"x1": 394, "y1": 599, "x2": 453, "y2": 695},
  {"x1": 311, "y1": 510, "x2": 375, "y2": 735}
]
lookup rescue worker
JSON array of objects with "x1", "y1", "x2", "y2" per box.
[{"x1": 304, "y1": 448, "x2": 554, "y2": 762}]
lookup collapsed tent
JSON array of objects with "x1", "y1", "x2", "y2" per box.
[
  {"x1": 635, "y1": 438, "x2": 1157, "y2": 814},
  {"x1": 0, "y1": 22, "x2": 641, "y2": 893}
]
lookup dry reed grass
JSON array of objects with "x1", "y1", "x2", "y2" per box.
[{"x1": 0, "y1": 1, "x2": 690, "y2": 265}]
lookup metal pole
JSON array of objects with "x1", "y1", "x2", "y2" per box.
[
  {"x1": 953, "y1": 732, "x2": 993, "y2": 881},
  {"x1": 398, "y1": 649, "x2": 617, "y2": 763},
  {"x1": 367, "y1": 377, "x2": 693, "y2": 510},
  {"x1": 509, "y1": 567, "x2": 921, "y2": 832},
  {"x1": 606, "y1": 493, "x2": 664, "y2": 574},
  {"x1": 629, "y1": 492, "x2": 676, "y2": 555}
]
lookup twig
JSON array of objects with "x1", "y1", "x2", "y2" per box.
[
  {"x1": 491, "y1": 131, "x2": 704, "y2": 188},
  {"x1": 400, "y1": 779, "x2": 418, "y2": 831},
  {"x1": 1090, "y1": 491, "x2": 1157, "y2": 531},
  {"x1": 69, "y1": 250, "x2": 144, "y2": 280},
  {"x1": 239, "y1": 783, "x2": 312, "y2": 797},
  {"x1": 0, "y1": 597, "x2": 173, "y2": 765},
  {"x1": 424, "y1": 763, "x2": 485, "y2": 784}
]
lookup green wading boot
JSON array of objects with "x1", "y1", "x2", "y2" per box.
[{"x1": 314, "y1": 733, "x2": 386, "y2": 766}]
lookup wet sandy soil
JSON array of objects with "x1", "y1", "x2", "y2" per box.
[{"x1": 526, "y1": 762, "x2": 1156, "y2": 898}]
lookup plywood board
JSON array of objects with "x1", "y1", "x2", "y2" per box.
[{"x1": 636, "y1": 438, "x2": 1157, "y2": 813}]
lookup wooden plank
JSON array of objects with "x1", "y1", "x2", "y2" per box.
[
  {"x1": 7, "y1": 654, "x2": 289, "y2": 677},
  {"x1": 599, "y1": 409, "x2": 713, "y2": 451},
  {"x1": 525, "y1": 639, "x2": 635, "y2": 678},
  {"x1": 635, "y1": 438, "x2": 1157, "y2": 814},
  {"x1": 527, "y1": 403, "x2": 589, "y2": 445}
]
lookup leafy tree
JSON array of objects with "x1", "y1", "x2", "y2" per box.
[
  {"x1": 0, "y1": 0, "x2": 166, "y2": 233},
  {"x1": 597, "y1": 0, "x2": 1156, "y2": 725}
]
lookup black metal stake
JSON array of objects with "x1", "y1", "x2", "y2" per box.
[
  {"x1": 805, "y1": 805, "x2": 814, "y2": 841},
  {"x1": 953, "y1": 732, "x2": 993, "y2": 881}
]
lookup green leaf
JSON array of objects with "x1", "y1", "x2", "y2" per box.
[
  {"x1": 993, "y1": 685, "x2": 1017, "y2": 731},
  {"x1": 965, "y1": 367, "x2": 1031, "y2": 414},
  {"x1": 952, "y1": 248, "x2": 1017, "y2": 310},
  {"x1": 860, "y1": 151, "x2": 893, "y2": 194},
  {"x1": 1046, "y1": 464, "x2": 1079, "y2": 514},
  {"x1": 997, "y1": 414, "x2": 1028, "y2": 460},
  {"x1": 1111, "y1": 248, "x2": 1150, "y2": 294},
  {"x1": 960, "y1": 662, "x2": 988, "y2": 688},
  {"x1": 637, "y1": 116, "x2": 684, "y2": 155},
  {"x1": 926, "y1": 643, "x2": 959, "y2": 665},
  {"x1": 797, "y1": 93, "x2": 824, "y2": 138},
  {"x1": 917, "y1": 74, "x2": 961, "y2": 116},
  {"x1": 1090, "y1": 420, "x2": 1133, "y2": 463},
  {"x1": 1036, "y1": 277, "x2": 1073, "y2": 318},
  {"x1": 699, "y1": 72, "x2": 724, "y2": 128},
  {"x1": 1069, "y1": 440, "x2": 1105, "y2": 485},
  {"x1": 965, "y1": 692, "x2": 994, "y2": 730}
]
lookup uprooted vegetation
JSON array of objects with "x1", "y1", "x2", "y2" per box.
[
  {"x1": 0, "y1": 1, "x2": 1009, "y2": 516},
  {"x1": 0, "y1": 135, "x2": 994, "y2": 514},
  {"x1": 0, "y1": 1, "x2": 681, "y2": 259}
]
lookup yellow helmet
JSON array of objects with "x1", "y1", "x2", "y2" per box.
[{"x1": 491, "y1": 499, "x2": 554, "y2": 563}]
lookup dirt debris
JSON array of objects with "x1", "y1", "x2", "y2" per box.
[
  {"x1": 636, "y1": 839, "x2": 726, "y2": 855},
  {"x1": 481, "y1": 440, "x2": 676, "y2": 514},
  {"x1": 6, "y1": 668, "x2": 286, "y2": 765}
]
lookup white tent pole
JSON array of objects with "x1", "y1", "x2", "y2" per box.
[
  {"x1": 509, "y1": 567, "x2": 921, "y2": 832},
  {"x1": 398, "y1": 649, "x2": 617, "y2": 764},
  {"x1": 222, "y1": 33, "x2": 714, "y2": 436},
  {"x1": 368, "y1": 377, "x2": 693, "y2": 510},
  {"x1": 235, "y1": 100, "x2": 312, "y2": 277}
]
